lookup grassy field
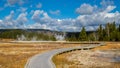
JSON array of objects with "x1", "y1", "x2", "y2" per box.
[
  {"x1": 53, "y1": 42, "x2": 120, "y2": 68},
  {"x1": 93, "y1": 42, "x2": 120, "y2": 50},
  {"x1": 1, "y1": 41, "x2": 120, "y2": 68},
  {"x1": 0, "y1": 41, "x2": 83, "y2": 68}
]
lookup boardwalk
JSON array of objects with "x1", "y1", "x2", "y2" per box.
[{"x1": 25, "y1": 43, "x2": 104, "y2": 68}]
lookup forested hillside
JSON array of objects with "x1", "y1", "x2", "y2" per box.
[
  {"x1": 0, "y1": 29, "x2": 56, "y2": 41},
  {"x1": 0, "y1": 22, "x2": 120, "y2": 41},
  {"x1": 66, "y1": 22, "x2": 120, "y2": 41}
]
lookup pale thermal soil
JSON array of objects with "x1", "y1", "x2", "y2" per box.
[
  {"x1": 54, "y1": 50, "x2": 120, "y2": 68},
  {"x1": 53, "y1": 43, "x2": 120, "y2": 68},
  {"x1": 66, "y1": 50, "x2": 120, "y2": 68}
]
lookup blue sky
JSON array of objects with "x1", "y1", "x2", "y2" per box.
[{"x1": 0, "y1": 0, "x2": 120, "y2": 32}]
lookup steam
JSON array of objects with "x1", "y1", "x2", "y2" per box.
[
  {"x1": 17, "y1": 34, "x2": 37, "y2": 41},
  {"x1": 31, "y1": 36, "x2": 37, "y2": 41},
  {"x1": 54, "y1": 32, "x2": 66, "y2": 41},
  {"x1": 17, "y1": 32, "x2": 66, "y2": 41},
  {"x1": 17, "y1": 34, "x2": 26, "y2": 41}
]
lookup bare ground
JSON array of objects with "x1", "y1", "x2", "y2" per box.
[{"x1": 53, "y1": 42, "x2": 120, "y2": 68}]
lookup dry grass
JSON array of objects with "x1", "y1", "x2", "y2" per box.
[
  {"x1": 1, "y1": 41, "x2": 119, "y2": 68},
  {"x1": 93, "y1": 42, "x2": 120, "y2": 50},
  {"x1": 0, "y1": 42, "x2": 82, "y2": 68},
  {"x1": 53, "y1": 42, "x2": 120, "y2": 68},
  {"x1": 52, "y1": 51, "x2": 80, "y2": 68}
]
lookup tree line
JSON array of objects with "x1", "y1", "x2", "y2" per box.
[
  {"x1": 0, "y1": 29, "x2": 56, "y2": 41},
  {"x1": 66, "y1": 22, "x2": 120, "y2": 41},
  {"x1": 0, "y1": 22, "x2": 120, "y2": 41}
]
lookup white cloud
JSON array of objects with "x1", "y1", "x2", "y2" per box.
[
  {"x1": 1, "y1": 1, "x2": 120, "y2": 32},
  {"x1": 5, "y1": 10, "x2": 14, "y2": 21},
  {"x1": 6, "y1": 0, "x2": 24, "y2": 6},
  {"x1": 0, "y1": 20, "x2": 3, "y2": 23},
  {"x1": 76, "y1": 11, "x2": 119, "y2": 27},
  {"x1": 0, "y1": 20, "x2": 4, "y2": 28},
  {"x1": 0, "y1": 10, "x2": 28, "y2": 28},
  {"x1": 85, "y1": 26, "x2": 99, "y2": 31},
  {"x1": 1, "y1": 8, "x2": 120, "y2": 31},
  {"x1": 0, "y1": 20, "x2": 3, "y2": 26},
  {"x1": 31, "y1": 10, "x2": 44, "y2": 23},
  {"x1": 17, "y1": 12, "x2": 28, "y2": 26},
  {"x1": 76, "y1": 3, "x2": 96, "y2": 15},
  {"x1": 99, "y1": 0, "x2": 115, "y2": 12},
  {"x1": 29, "y1": 3, "x2": 120, "y2": 32},
  {"x1": 4, "y1": 10, "x2": 16, "y2": 27},
  {"x1": 76, "y1": 2, "x2": 116, "y2": 15},
  {"x1": 7, "y1": 0, "x2": 17, "y2": 5},
  {"x1": 36, "y1": 3, "x2": 42, "y2": 8},
  {"x1": 30, "y1": 10, "x2": 34, "y2": 15},
  {"x1": 32, "y1": 10, "x2": 51, "y2": 24},
  {"x1": 49, "y1": 10, "x2": 60, "y2": 15},
  {"x1": 103, "y1": 5, "x2": 116, "y2": 13},
  {"x1": 28, "y1": 23, "x2": 51, "y2": 30},
  {"x1": 31, "y1": 10, "x2": 80, "y2": 31},
  {"x1": 17, "y1": 7, "x2": 27, "y2": 12},
  {"x1": 100, "y1": 0, "x2": 114, "y2": 7}
]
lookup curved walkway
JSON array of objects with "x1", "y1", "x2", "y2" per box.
[{"x1": 25, "y1": 43, "x2": 104, "y2": 68}]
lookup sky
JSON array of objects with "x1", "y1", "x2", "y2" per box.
[{"x1": 0, "y1": 0, "x2": 120, "y2": 32}]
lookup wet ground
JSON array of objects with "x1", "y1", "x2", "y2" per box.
[{"x1": 93, "y1": 49, "x2": 120, "y2": 63}]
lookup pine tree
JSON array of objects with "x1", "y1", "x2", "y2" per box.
[
  {"x1": 104, "y1": 23, "x2": 110, "y2": 41},
  {"x1": 110, "y1": 22, "x2": 117, "y2": 41},
  {"x1": 118, "y1": 24, "x2": 120, "y2": 32},
  {"x1": 88, "y1": 33, "x2": 96, "y2": 41},
  {"x1": 97, "y1": 24, "x2": 103, "y2": 41},
  {"x1": 79, "y1": 27, "x2": 87, "y2": 41}
]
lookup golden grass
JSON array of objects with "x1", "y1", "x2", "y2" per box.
[
  {"x1": 93, "y1": 42, "x2": 120, "y2": 50},
  {"x1": 0, "y1": 42, "x2": 82, "y2": 68},
  {"x1": 52, "y1": 42, "x2": 120, "y2": 68},
  {"x1": 1, "y1": 41, "x2": 119, "y2": 68},
  {"x1": 52, "y1": 52, "x2": 75, "y2": 68}
]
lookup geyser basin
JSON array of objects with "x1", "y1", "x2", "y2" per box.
[{"x1": 93, "y1": 50, "x2": 120, "y2": 63}]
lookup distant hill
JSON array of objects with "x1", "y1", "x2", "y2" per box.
[
  {"x1": 0, "y1": 29, "x2": 60, "y2": 41},
  {"x1": 0, "y1": 29, "x2": 65, "y2": 35},
  {"x1": 0, "y1": 29, "x2": 95, "y2": 41},
  {"x1": 0, "y1": 29, "x2": 95, "y2": 36}
]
